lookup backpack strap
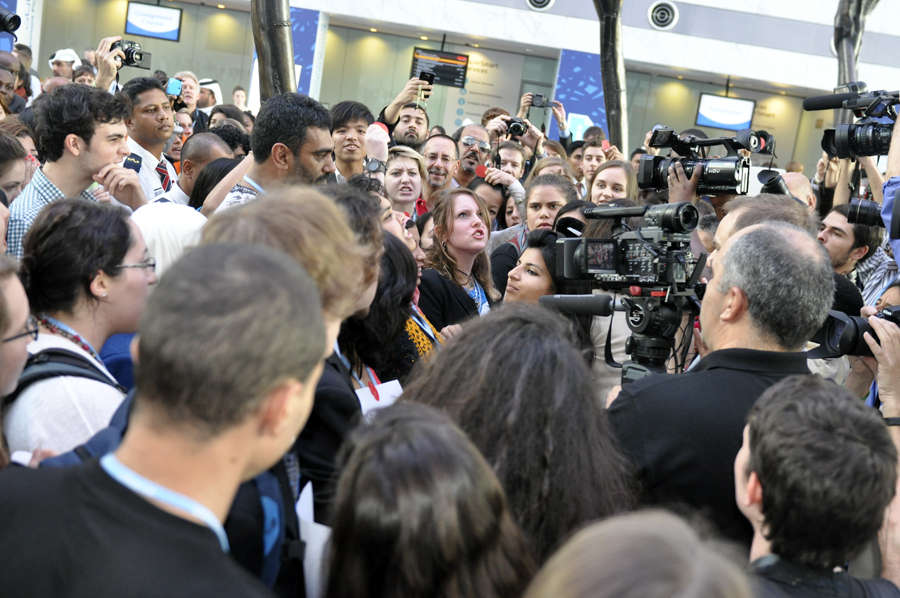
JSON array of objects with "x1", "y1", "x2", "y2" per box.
[{"x1": 2, "y1": 348, "x2": 126, "y2": 409}]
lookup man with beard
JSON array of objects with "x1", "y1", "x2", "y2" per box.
[
  {"x1": 817, "y1": 203, "x2": 879, "y2": 279},
  {"x1": 376, "y1": 77, "x2": 433, "y2": 150},
  {"x1": 418, "y1": 134, "x2": 458, "y2": 216},
  {"x1": 451, "y1": 124, "x2": 491, "y2": 189},
  {"x1": 217, "y1": 93, "x2": 334, "y2": 212}
]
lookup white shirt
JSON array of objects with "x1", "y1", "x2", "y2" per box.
[
  {"x1": 154, "y1": 181, "x2": 190, "y2": 206},
  {"x1": 3, "y1": 334, "x2": 125, "y2": 455},
  {"x1": 124, "y1": 137, "x2": 177, "y2": 202}
]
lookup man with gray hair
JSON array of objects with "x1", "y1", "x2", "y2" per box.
[{"x1": 607, "y1": 221, "x2": 835, "y2": 548}]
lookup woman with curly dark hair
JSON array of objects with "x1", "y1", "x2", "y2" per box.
[
  {"x1": 401, "y1": 303, "x2": 636, "y2": 562},
  {"x1": 325, "y1": 402, "x2": 536, "y2": 598}
]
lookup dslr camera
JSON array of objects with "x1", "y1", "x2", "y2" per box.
[
  {"x1": 531, "y1": 93, "x2": 547, "y2": 108},
  {"x1": 637, "y1": 128, "x2": 769, "y2": 196},
  {"x1": 810, "y1": 306, "x2": 900, "y2": 359},
  {"x1": 507, "y1": 117, "x2": 527, "y2": 138},
  {"x1": 111, "y1": 40, "x2": 150, "y2": 70},
  {"x1": 803, "y1": 82, "x2": 898, "y2": 159}
]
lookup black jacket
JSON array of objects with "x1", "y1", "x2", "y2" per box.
[
  {"x1": 607, "y1": 348, "x2": 811, "y2": 546},
  {"x1": 293, "y1": 353, "x2": 360, "y2": 524},
  {"x1": 751, "y1": 555, "x2": 900, "y2": 598},
  {"x1": 417, "y1": 268, "x2": 496, "y2": 331}
]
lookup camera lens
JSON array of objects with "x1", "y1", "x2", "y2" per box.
[
  {"x1": 828, "y1": 122, "x2": 893, "y2": 159},
  {"x1": 0, "y1": 9, "x2": 20, "y2": 34},
  {"x1": 847, "y1": 198, "x2": 885, "y2": 228}
]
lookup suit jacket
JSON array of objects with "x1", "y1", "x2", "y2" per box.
[
  {"x1": 293, "y1": 353, "x2": 361, "y2": 524},
  {"x1": 417, "y1": 268, "x2": 495, "y2": 331},
  {"x1": 607, "y1": 348, "x2": 811, "y2": 546}
]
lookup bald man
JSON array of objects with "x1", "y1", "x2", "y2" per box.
[{"x1": 784, "y1": 172, "x2": 817, "y2": 213}]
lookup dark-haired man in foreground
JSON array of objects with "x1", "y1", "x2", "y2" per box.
[
  {"x1": 0, "y1": 243, "x2": 327, "y2": 597},
  {"x1": 7, "y1": 84, "x2": 145, "y2": 258},
  {"x1": 737, "y1": 375, "x2": 899, "y2": 597}
]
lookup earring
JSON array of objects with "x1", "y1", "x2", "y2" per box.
[{"x1": 102, "y1": 293, "x2": 107, "y2": 297}]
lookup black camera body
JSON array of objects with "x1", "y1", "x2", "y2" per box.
[
  {"x1": 531, "y1": 93, "x2": 547, "y2": 108},
  {"x1": 507, "y1": 117, "x2": 527, "y2": 138},
  {"x1": 558, "y1": 202, "x2": 700, "y2": 289},
  {"x1": 847, "y1": 198, "x2": 885, "y2": 228},
  {"x1": 810, "y1": 306, "x2": 900, "y2": 359},
  {"x1": 551, "y1": 202, "x2": 705, "y2": 383},
  {"x1": 803, "y1": 82, "x2": 898, "y2": 159},
  {"x1": 111, "y1": 40, "x2": 150, "y2": 70},
  {"x1": 636, "y1": 128, "x2": 762, "y2": 196}
]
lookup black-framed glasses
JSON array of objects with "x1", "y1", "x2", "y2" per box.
[
  {"x1": 3, "y1": 315, "x2": 38, "y2": 343},
  {"x1": 120, "y1": 257, "x2": 157, "y2": 273},
  {"x1": 461, "y1": 136, "x2": 491, "y2": 153}
]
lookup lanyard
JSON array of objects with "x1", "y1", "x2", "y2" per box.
[
  {"x1": 99, "y1": 454, "x2": 230, "y2": 552},
  {"x1": 333, "y1": 341, "x2": 382, "y2": 400},
  {"x1": 242, "y1": 175, "x2": 265, "y2": 194},
  {"x1": 411, "y1": 304, "x2": 438, "y2": 344},
  {"x1": 466, "y1": 280, "x2": 487, "y2": 311},
  {"x1": 41, "y1": 316, "x2": 102, "y2": 361}
]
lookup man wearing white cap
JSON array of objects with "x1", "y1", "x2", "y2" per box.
[
  {"x1": 48, "y1": 48, "x2": 81, "y2": 80},
  {"x1": 197, "y1": 78, "x2": 221, "y2": 115}
]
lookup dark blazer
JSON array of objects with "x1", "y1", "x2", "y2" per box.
[
  {"x1": 293, "y1": 353, "x2": 361, "y2": 524},
  {"x1": 418, "y1": 268, "x2": 495, "y2": 331},
  {"x1": 607, "y1": 348, "x2": 811, "y2": 547}
]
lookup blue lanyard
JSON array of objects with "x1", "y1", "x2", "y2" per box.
[
  {"x1": 411, "y1": 304, "x2": 439, "y2": 344},
  {"x1": 333, "y1": 341, "x2": 379, "y2": 389},
  {"x1": 100, "y1": 454, "x2": 230, "y2": 552},
  {"x1": 42, "y1": 315, "x2": 101, "y2": 360},
  {"x1": 242, "y1": 175, "x2": 264, "y2": 194},
  {"x1": 466, "y1": 280, "x2": 487, "y2": 311}
]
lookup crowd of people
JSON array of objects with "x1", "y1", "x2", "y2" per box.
[{"x1": 1, "y1": 35, "x2": 900, "y2": 598}]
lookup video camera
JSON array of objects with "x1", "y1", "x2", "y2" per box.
[
  {"x1": 541, "y1": 202, "x2": 706, "y2": 384},
  {"x1": 802, "y1": 82, "x2": 898, "y2": 159},
  {"x1": 637, "y1": 127, "x2": 773, "y2": 196}
]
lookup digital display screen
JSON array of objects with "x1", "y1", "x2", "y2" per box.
[
  {"x1": 410, "y1": 48, "x2": 469, "y2": 88},
  {"x1": 585, "y1": 240, "x2": 616, "y2": 272},
  {"x1": 125, "y1": 2, "x2": 183, "y2": 42},
  {"x1": 696, "y1": 93, "x2": 755, "y2": 131}
]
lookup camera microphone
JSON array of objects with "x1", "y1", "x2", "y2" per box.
[
  {"x1": 802, "y1": 92, "x2": 861, "y2": 112},
  {"x1": 538, "y1": 294, "x2": 619, "y2": 317}
]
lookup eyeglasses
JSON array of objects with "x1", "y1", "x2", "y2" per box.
[
  {"x1": 461, "y1": 136, "x2": 491, "y2": 153},
  {"x1": 120, "y1": 257, "x2": 157, "y2": 272},
  {"x1": 3, "y1": 315, "x2": 38, "y2": 343}
]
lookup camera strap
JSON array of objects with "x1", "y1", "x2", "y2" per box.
[{"x1": 604, "y1": 312, "x2": 622, "y2": 370}]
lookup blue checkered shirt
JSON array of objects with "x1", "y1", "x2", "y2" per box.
[{"x1": 7, "y1": 169, "x2": 97, "y2": 259}]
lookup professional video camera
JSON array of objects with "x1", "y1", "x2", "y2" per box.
[
  {"x1": 802, "y1": 82, "x2": 898, "y2": 159},
  {"x1": 540, "y1": 202, "x2": 706, "y2": 384},
  {"x1": 636, "y1": 127, "x2": 773, "y2": 196}
]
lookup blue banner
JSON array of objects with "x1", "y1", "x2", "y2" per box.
[
  {"x1": 290, "y1": 7, "x2": 318, "y2": 95},
  {"x1": 548, "y1": 49, "x2": 607, "y2": 142},
  {"x1": 0, "y1": 0, "x2": 15, "y2": 53}
]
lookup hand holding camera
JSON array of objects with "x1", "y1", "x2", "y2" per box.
[{"x1": 94, "y1": 36, "x2": 126, "y2": 92}]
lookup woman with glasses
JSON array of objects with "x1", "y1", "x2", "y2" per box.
[{"x1": 3, "y1": 199, "x2": 157, "y2": 456}]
